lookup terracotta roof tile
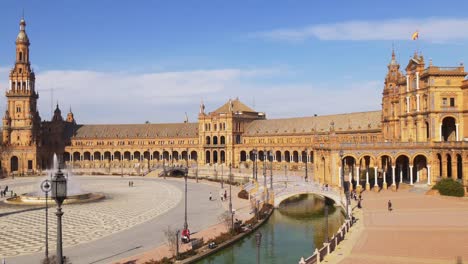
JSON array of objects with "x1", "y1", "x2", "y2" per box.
[
  {"x1": 244, "y1": 111, "x2": 381, "y2": 135},
  {"x1": 71, "y1": 123, "x2": 198, "y2": 139}
]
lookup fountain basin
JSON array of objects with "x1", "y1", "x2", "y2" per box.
[{"x1": 4, "y1": 192, "x2": 105, "y2": 205}]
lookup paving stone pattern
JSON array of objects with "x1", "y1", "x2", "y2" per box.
[{"x1": 0, "y1": 178, "x2": 182, "y2": 257}]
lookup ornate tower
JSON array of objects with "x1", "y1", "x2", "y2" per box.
[
  {"x1": 1, "y1": 18, "x2": 41, "y2": 174},
  {"x1": 382, "y1": 49, "x2": 402, "y2": 141}
]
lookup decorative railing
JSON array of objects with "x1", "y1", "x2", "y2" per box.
[{"x1": 299, "y1": 219, "x2": 354, "y2": 264}]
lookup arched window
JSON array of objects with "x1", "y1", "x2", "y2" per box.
[
  {"x1": 19, "y1": 52, "x2": 23, "y2": 61},
  {"x1": 213, "y1": 136, "x2": 218, "y2": 145},
  {"x1": 206, "y1": 136, "x2": 211, "y2": 145},
  {"x1": 220, "y1": 136, "x2": 225, "y2": 145}
]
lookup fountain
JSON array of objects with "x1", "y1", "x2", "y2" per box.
[{"x1": 4, "y1": 154, "x2": 105, "y2": 206}]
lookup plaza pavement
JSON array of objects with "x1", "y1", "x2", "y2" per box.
[
  {"x1": 0, "y1": 176, "x2": 226, "y2": 264},
  {"x1": 116, "y1": 183, "x2": 252, "y2": 263},
  {"x1": 325, "y1": 187, "x2": 468, "y2": 264}
]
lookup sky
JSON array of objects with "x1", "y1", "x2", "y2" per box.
[{"x1": 1, "y1": 0, "x2": 468, "y2": 124}]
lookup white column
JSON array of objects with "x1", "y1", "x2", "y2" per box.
[
  {"x1": 365, "y1": 168, "x2": 369, "y2": 185},
  {"x1": 9, "y1": 80, "x2": 12, "y2": 91},
  {"x1": 409, "y1": 165, "x2": 414, "y2": 185},
  {"x1": 383, "y1": 170, "x2": 387, "y2": 184},
  {"x1": 406, "y1": 75, "x2": 410, "y2": 92},
  {"x1": 416, "y1": 94, "x2": 420, "y2": 111},
  {"x1": 391, "y1": 166, "x2": 396, "y2": 186},
  {"x1": 416, "y1": 167, "x2": 420, "y2": 183},
  {"x1": 456, "y1": 123, "x2": 459, "y2": 141},
  {"x1": 298, "y1": 155, "x2": 302, "y2": 163},
  {"x1": 356, "y1": 167, "x2": 360, "y2": 187},
  {"x1": 307, "y1": 155, "x2": 310, "y2": 163},
  {"x1": 406, "y1": 96, "x2": 410, "y2": 113},
  {"x1": 338, "y1": 166, "x2": 342, "y2": 186},
  {"x1": 187, "y1": 154, "x2": 190, "y2": 161},
  {"x1": 440, "y1": 124, "x2": 443, "y2": 141},
  {"x1": 374, "y1": 167, "x2": 378, "y2": 187},
  {"x1": 399, "y1": 166, "x2": 403, "y2": 183},
  {"x1": 427, "y1": 165, "x2": 431, "y2": 185},
  {"x1": 416, "y1": 72, "x2": 419, "y2": 90}
]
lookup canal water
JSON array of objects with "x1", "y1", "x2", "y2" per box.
[{"x1": 197, "y1": 194, "x2": 344, "y2": 264}]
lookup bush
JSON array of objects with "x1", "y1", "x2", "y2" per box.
[
  {"x1": 238, "y1": 189, "x2": 249, "y2": 199},
  {"x1": 433, "y1": 178, "x2": 465, "y2": 197}
]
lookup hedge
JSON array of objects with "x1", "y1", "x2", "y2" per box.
[{"x1": 432, "y1": 178, "x2": 465, "y2": 197}]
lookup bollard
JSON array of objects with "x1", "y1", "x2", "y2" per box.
[
  {"x1": 298, "y1": 256, "x2": 306, "y2": 264},
  {"x1": 315, "y1": 248, "x2": 321, "y2": 264}
]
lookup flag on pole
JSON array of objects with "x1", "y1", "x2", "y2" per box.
[{"x1": 412, "y1": 31, "x2": 419, "y2": 40}]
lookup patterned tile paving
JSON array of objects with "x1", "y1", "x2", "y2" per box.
[{"x1": 0, "y1": 178, "x2": 182, "y2": 257}]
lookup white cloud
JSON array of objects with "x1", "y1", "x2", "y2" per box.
[
  {"x1": 256, "y1": 18, "x2": 468, "y2": 42},
  {"x1": 0, "y1": 66, "x2": 382, "y2": 124}
]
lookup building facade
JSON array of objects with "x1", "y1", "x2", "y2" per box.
[{"x1": 1, "y1": 19, "x2": 467, "y2": 190}]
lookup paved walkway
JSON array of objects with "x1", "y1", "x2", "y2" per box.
[
  {"x1": 116, "y1": 183, "x2": 252, "y2": 263},
  {"x1": 325, "y1": 188, "x2": 468, "y2": 264},
  {"x1": 1, "y1": 176, "x2": 225, "y2": 264}
]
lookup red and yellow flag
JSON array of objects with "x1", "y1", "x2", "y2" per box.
[{"x1": 412, "y1": 31, "x2": 419, "y2": 40}]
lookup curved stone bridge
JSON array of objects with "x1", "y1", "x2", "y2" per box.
[{"x1": 245, "y1": 176, "x2": 346, "y2": 211}]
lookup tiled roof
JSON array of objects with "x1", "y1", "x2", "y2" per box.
[
  {"x1": 70, "y1": 123, "x2": 198, "y2": 139},
  {"x1": 244, "y1": 111, "x2": 381, "y2": 135},
  {"x1": 213, "y1": 98, "x2": 256, "y2": 113}
]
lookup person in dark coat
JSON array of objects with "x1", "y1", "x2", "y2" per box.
[{"x1": 388, "y1": 200, "x2": 392, "y2": 211}]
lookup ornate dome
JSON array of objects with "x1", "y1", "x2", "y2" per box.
[{"x1": 16, "y1": 18, "x2": 29, "y2": 44}]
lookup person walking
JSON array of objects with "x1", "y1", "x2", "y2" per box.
[
  {"x1": 388, "y1": 200, "x2": 392, "y2": 211},
  {"x1": 224, "y1": 190, "x2": 227, "y2": 200},
  {"x1": 209, "y1": 192, "x2": 212, "y2": 201},
  {"x1": 357, "y1": 198, "x2": 362, "y2": 209}
]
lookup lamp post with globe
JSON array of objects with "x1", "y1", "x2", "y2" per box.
[
  {"x1": 40, "y1": 179, "x2": 51, "y2": 259},
  {"x1": 51, "y1": 168, "x2": 67, "y2": 264}
]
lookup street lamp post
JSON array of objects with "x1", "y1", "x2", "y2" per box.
[
  {"x1": 51, "y1": 168, "x2": 67, "y2": 264},
  {"x1": 263, "y1": 150, "x2": 267, "y2": 190},
  {"x1": 324, "y1": 205, "x2": 329, "y2": 243},
  {"x1": 284, "y1": 165, "x2": 288, "y2": 188},
  {"x1": 229, "y1": 163, "x2": 233, "y2": 232},
  {"x1": 339, "y1": 150, "x2": 350, "y2": 219},
  {"x1": 162, "y1": 149, "x2": 166, "y2": 179},
  {"x1": 304, "y1": 149, "x2": 308, "y2": 182},
  {"x1": 269, "y1": 151, "x2": 273, "y2": 189},
  {"x1": 176, "y1": 229, "x2": 180, "y2": 260},
  {"x1": 184, "y1": 160, "x2": 189, "y2": 230},
  {"x1": 255, "y1": 232, "x2": 262, "y2": 264},
  {"x1": 253, "y1": 149, "x2": 258, "y2": 181},
  {"x1": 147, "y1": 149, "x2": 151, "y2": 174},
  {"x1": 41, "y1": 179, "x2": 51, "y2": 259}
]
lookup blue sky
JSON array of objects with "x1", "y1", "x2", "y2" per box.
[{"x1": 1, "y1": 0, "x2": 468, "y2": 123}]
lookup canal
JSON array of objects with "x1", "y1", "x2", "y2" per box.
[{"x1": 197, "y1": 194, "x2": 344, "y2": 264}]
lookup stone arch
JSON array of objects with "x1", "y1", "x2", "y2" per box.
[
  {"x1": 441, "y1": 116, "x2": 457, "y2": 141},
  {"x1": 285, "y1": 151, "x2": 291, "y2": 162},
  {"x1": 172, "y1": 151, "x2": 179, "y2": 162},
  {"x1": 275, "y1": 151, "x2": 282, "y2": 162},
  {"x1": 446, "y1": 153, "x2": 452, "y2": 178},
  {"x1": 10, "y1": 156, "x2": 19, "y2": 172},
  {"x1": 163, "y1": 150, "x2": 170, "y2": 161},
  {"x1": 381, "y1": 155, "x2": 394, "y2": 186},
  {"x1": 258, "y1": 150, "x2": 265, "y2": 161},
  {"x1": 73, "y1": 151, "x2": 81, "y2": 161},
  {"x1": 213, "y1": 136, "x2": 218, "y2": 145},
  {"x1": 456, "y1": 154, "x2": 463, "y2": 180},
  {"x1": 124, "y1": 151, "x2": 131, "y2": 161},
  {"x1": 143, "y1": 151, "x2": 150, "y2": 161},
  {"x1": 220, "y1": 150, "x2": 225, "y2": 163},
  {"x1": 104, "y1": 151, "x2": 111, "y2": 161},
  {"x1": 153, "y1": 151, "x2": 160, "y2": 161},
  {"x1": 301, "y1": 150, "x2": 307, "y2": 163},
  {"x1": 395, "y1": 155, "x2": 410, "y2": 184},
  {"x1": 133, "y1": 151, "x2": 141, "y2": 161},
  {"x1": 249, "y1": 150, "x2": 256, "y2": 162},
  {"x1": 83, "y1": 151, "x2": 91, "y2": 161},
  {"x1": 437, "y1": 153, "x2": 442, "y2": 177},
  {"x1": 293, "y1": 151, "x2": 299, "y2": 163},
  {"x1": 413, "y1": 154, "x2": 427, "y2": 183},
  {"x1": 190, "y1": 151, "x2": 198, "y2": 161},
  {"x1": 114, "y1": 151, "x2": 121, "y2": 160},
  {"x1": 213, "y1": 150, "x2": 218, "y2": 163},
  {"x1": 205, "y1": 150, "x2": 211, "y2": 164},
  {"x1": 240, "y1": 151, "x2": 247, "y2": 162},
  {"x1": 93, "y1": 151, "x2": 101, "y2": 161},
  {"x1": 181, "y1": 150, "x2": 188, "y2": 161},
  {"x1": 205, "y1": 136, "x2": 211, "y2": 145}
]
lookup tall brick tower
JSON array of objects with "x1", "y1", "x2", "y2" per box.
[{"x1": 1, "y1": 18, "x2": 42, "y2": 175}]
